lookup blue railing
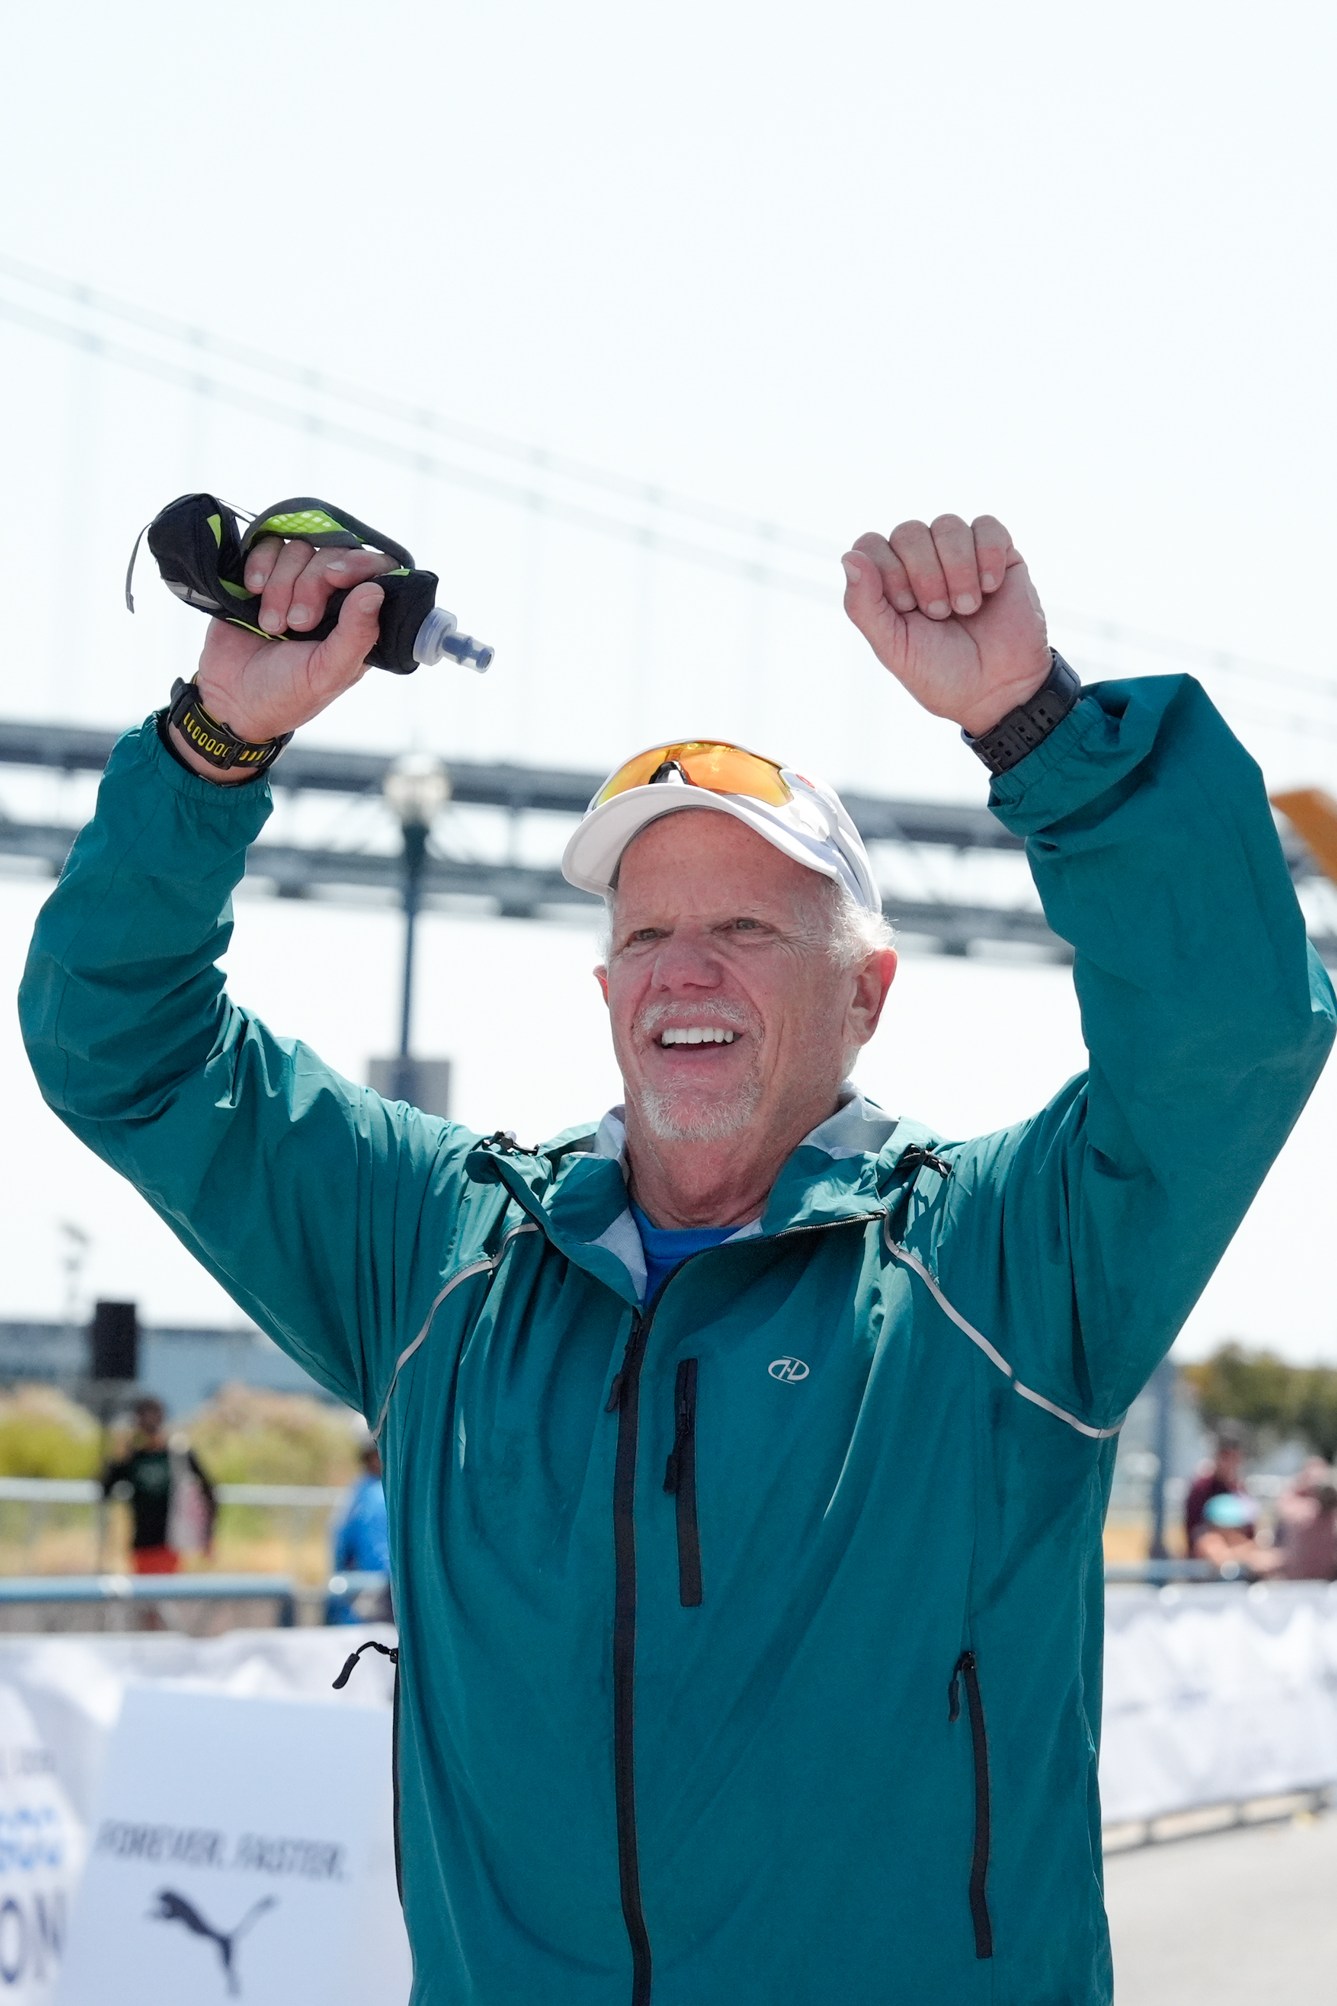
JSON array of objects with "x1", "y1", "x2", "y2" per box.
[
  {"x1": 0, "y1": 1571, "x2": 303, "y2": 1624},
  {"x1": 0, "y1": 1570, "x2": 394, "y2": 1626},
  {"x1": 1104, "y1": 1559, "x2": 1219, "y2": 1584}
]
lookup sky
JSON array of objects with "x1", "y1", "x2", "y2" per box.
[{"x1": 0, "y1": 0, "x2": 1335, "y2": 1362}]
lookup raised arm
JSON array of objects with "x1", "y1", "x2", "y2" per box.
[
  {"x1": 843, "y1": 516, "x2": 1336, "y2": 1427},
  {"x1": 20, "y1": 549, "x2": 479, "y2": 1419}
]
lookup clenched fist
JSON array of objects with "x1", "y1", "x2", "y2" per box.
[
  {"x1": 841, "y1": 514, "x2": 1051, "y2": 739},
  {"x1": 170, "y1": 536, "x2": 394, "y2": 782}
]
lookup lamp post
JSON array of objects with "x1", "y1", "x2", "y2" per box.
[{"x1": 383, "y1": 754, "x2": 451, "y2": 1105}]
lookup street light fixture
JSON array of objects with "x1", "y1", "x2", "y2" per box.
[{"x1": 383, "y1": 753, "x2": 451, "y2": 1104}]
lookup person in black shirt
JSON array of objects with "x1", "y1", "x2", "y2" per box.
[{"x1": 101, "y1": 1396, "x2": 216, "y2": 1574}]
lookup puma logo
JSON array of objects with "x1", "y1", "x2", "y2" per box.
[{"x1": 149, "y1": 1888, "x2": 278, "y2": 1996}]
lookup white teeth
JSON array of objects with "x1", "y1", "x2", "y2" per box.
[{"x1": 658, "y1": 1027, "x2": 737, "y2": 1046}]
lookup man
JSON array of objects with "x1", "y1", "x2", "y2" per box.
[
  {"x1": 101, "y1": 1395, "x2": 216, "y2": 1575},
  {"x1": 21, "y1": 513, "x2": 1334, "y2": 2004},
  {"x1": 1184, "y1": 1423, "x2": 1257, "y2": 1558}
]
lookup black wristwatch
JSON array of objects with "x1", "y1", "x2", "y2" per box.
[
  {"x1": 963, "y1": 651, "x2": 1082, "y2": 776},
  {"x1": 163, "y1": 678, "x2": 292, "y2": 776}
]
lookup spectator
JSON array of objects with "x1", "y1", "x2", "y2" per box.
[
  {"x1": 1276, "y1": 1462, "x2": 1337, "y2": 1581},
  {"x1": 1191, "y1": 1490, "x2": 1281, "y2": 1578},
  {"x1": 102, "y1": 1395, "x2": 216, "y2": 1574},
  {"x1": 1185, "y1": 1425, "x2": 1256, "y2": 1557},
  {"x1": 327, "y1": 1438, "x2": 392, "y2": 1624}
]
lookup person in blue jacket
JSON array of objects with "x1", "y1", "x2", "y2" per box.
[
  {"x1": 19, "y1": 510, "x2": 1334, "y2": 2005},
  {"x1": 327, "y1": 1436, "x2": 392, "y2": 1624}
]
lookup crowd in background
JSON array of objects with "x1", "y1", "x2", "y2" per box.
[
  {"x1": 94, "y1": 1396, "x2": 1337, "y2": 1597},
  {"x1": 1186, "y1": 1425, "x2": 1337, "y2": 1580}
]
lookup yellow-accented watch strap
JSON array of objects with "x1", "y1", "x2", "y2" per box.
[{"x1": 165, "y1": 679, "x2": 291, "y2": 773}]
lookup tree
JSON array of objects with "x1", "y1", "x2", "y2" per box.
[
  {"x1": 1182, "y1": 1342, "x2": 1293, "y2": 1442},
  {"x1": 1291, "y1": 1369, "x2": 1337, "y2": 1462},
  {"x1": 1182, "y1": 1342, "x2": 1337, "y2": 1458}
]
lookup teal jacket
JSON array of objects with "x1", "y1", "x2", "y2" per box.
[{"x1": 19, "y1": 678, "x2": 1334, "y2": 2005}]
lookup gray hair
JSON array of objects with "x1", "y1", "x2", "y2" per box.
[{"x1": 820, "y1": 878, "x2": 896, "y2": 969}]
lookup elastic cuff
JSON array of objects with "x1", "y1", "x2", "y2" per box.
[
  {"x1": 985, "y1": 690, "x2": 1107, "y2": 808},
  {"x1": 983, "y1": 676, "x2": 1195, "y2": 840}
]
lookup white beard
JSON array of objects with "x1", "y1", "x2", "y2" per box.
[
  {"x1": 634, "y1": 1073, "x2": 763, "y2": 1143},
  {"x1": 628, "y1": 1000, "x2": 760, "y2": 1142}
]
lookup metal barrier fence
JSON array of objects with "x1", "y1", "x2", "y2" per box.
[
  {"x1": 0, "y1": 1476, "x2": 346, "y2": 1510},
  {"x1": 0, "y1": 1479, "x2": 1243, "y2": 1635},
  {"x1": 0, "y1": 1478, "x2": 349, "y2": 1503},
  {"x1": 0, "y1": 1568, "x2": 390, "y2": 1627},
  {"x1": 1104, "y1": 1559, "x2": 1218, "y2": 1583},
  {"x1": 0, "y1": 1570, "x2": 302, "y2": 1624},
  {"x1": 0, "y1": 1479, "x2": 385, "y2": 1627},
  {"x1": 0, "y1": 1473, "x2": 348, "y2": 1576}
]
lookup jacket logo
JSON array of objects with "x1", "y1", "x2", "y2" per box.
[
  {"x1": 768, "y1": 1357, "x2": 809, "y2": 1383},
  {"x1": 149, "y1": 1888, "x2": 277, "y2": 1996}
]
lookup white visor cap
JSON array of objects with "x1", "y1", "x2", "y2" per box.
[{"x1": 561, "y1": 744, "x2": 883, "y2": 915}]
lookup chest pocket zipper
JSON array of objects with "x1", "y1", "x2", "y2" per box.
[
  {"x1": 663, "y1": 1358, "x2": 703, "y2": 1606},
  {"x1": 948, "y1": 1649, "x2": 994, "y2": 1959}
]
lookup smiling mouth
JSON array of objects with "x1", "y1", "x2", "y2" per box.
[{"x1": 657, "y1": 1027, "x2": 739, "y2": 1047}]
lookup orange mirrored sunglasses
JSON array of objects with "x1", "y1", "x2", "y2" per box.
[{"x1": 593, "y1": 740, "x2": 791, "y2": 809}]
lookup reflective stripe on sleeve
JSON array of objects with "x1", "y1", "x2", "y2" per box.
[{"x1": 882, "y1": 1223, "x2": 1124, "y2": 1442}]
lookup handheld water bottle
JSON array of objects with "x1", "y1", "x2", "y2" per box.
[{"x1": 126, "y1": 493, "x2": 493, "y2": 674}]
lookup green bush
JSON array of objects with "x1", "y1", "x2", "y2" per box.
[
  {"x1": 0, "y1": 1386, "x2": 101, "y2": 1478},
  {"x1": 0, "y1": 1381, "x2": 363, "y2": 1488},
  {"x1": 184, "y1": 1383, "x2": 361, "y2": 1487}
]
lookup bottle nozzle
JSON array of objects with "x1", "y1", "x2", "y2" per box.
[{"x1": 413, "y1": 605, "x2": 493, "y2": 674}]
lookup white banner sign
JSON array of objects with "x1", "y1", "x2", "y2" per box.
[
  {"x1": 0, "y1": 1688, "x2": 85, "y2": 2004},
  {"x1": 1101, "y1": 1580, "x2": 1337, "y2": 1823},
  {"x1": 0, "y1": 1628, "x2": 396, "y2": 1831},
  {"x1": 56, "y1": 1686, "x2": 410, "y2": 2006}
]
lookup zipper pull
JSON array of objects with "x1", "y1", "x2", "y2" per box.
[
  {"x1": 605, "y1": 1315, "x2": 644, "y2": 1415},
  {"x1": 663, "y1": 1447, "x2": 679, "y2": 1493},
  {"x1": 332, "y1": 1638, "x2": 399, "y2": 1690},
  {"x1": 948, "y1": 1648, "x2": 973, "y2": 1723}
]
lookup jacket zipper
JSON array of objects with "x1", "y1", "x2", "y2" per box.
[
  {"x1": 662, "y1": 1358, "x2": 702, "y2": 1606},
  {"x1": 948, "y1": 1649, "x2": 994, "y2": 1959},
  {"x1": 599, "y1": 1215, "x2": 883, "y2": 2006},
  {"x1": 442, "y1": 1158, "x2": 918, "y2": 2002}
]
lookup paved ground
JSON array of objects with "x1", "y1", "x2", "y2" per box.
[{"x1": 1105, "y1": 1812, "x2": 1337, "y2": 2002}]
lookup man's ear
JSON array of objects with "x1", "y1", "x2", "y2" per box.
[
  {"x1": 848, "y1": 948, "x2": 897, "y2": 1049},
  {"x1": 594, "y1": 964, "x2": 610, "y2": 1006}
]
